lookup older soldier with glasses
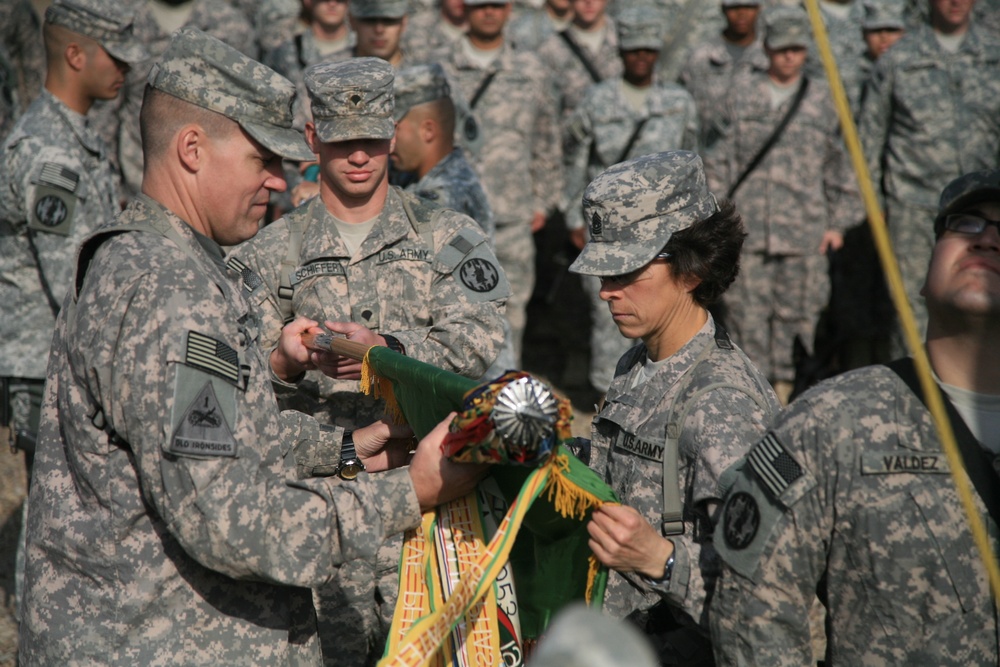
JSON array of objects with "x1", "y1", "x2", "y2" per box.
[
  {"x1": 711, "y1": 169, "x2": 1000, "y2": 665},
  {"x1": 570, "y1": 150, "x2": 778, "y2": 666}
]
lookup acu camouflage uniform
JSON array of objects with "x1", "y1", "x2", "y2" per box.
[
  {"x1": 564, "y1": 9, "x2": 701, "y2": 392},
  {"x1": 536, "y1": 17, "x2": 622, "y2": 126},
  {"x1": 712, "y1": 365, "x2": 1000, "y2": 666},
  {"x1": 265, "y1": 30, "x2": 354, "y2": 130},
  {"x1": 705, "y1": 52, "x2": 862, "y2": 383},
  {"x1": 857, "y1": 21, "x2": 1000, "y2": 344},
  {"x1": 569, "y1": 151, "x2": 779, "y2": 665},
  {"x1": 507, "y1": 6, "x2": 570, "y2": 52},
  {"x1": 438, "y1": 37, "x2": 561, "y2": 365},
  {"x1": 19, "y1": 28, "x2": 425, "y2": 667},
  {"x1": 406, "y1": 147, "x2": 496, "y2": 241},
  {"x1": 678, "y1": 32, "x2": 768, "y2": 152},
  {"x1": 231, "y1": 58, "x2": 509, "y2": 666}
]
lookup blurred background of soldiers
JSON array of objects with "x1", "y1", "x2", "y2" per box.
[
  {"x1": 562, "y1": 5, "x2": 700, "y2": 397},
  {"x1": 857, "y1": 0, "x2": 1000, "y2": 355},
  {"x1": 508, "y1": 0, "x2": 572, "y2": 51},
  {"x1": 704, "y1": 5, "x2": 863, "y2": 404},
  {"x1": 437, "y1": 0, "x2": 562, "y2": 367},
  {"x1": 403, "y1": 0, "x2": 467, "y2": 63}
]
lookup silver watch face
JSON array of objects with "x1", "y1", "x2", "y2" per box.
[{"x1": 338, "y1": 460, "x2": 364, "y2": 481}]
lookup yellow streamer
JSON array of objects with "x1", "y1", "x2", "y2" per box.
[{"x1": 803, "y1": 0, "x2": 1000, "y2": 602}]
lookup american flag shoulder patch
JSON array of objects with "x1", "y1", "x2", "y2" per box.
[
  {"x1": 748, "y1": 433, "x2": 804, "y2": 500},
  {"x1": 226, "y1": 256, "x2": 263, "y2": 292},
  {"x1": 38, "y1": 162, "x2": 80, "y2": 193},
  {"x1": 185, "y1": 331, "x2": 240, "y2": 385}
]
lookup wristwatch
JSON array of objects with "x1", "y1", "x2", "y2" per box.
[
  {"x1": 382, "y1": 334, "x2": 406, "y2": 356},
  {"x1": 336, "y1": 430, "x2": 365, "y2": 481}
]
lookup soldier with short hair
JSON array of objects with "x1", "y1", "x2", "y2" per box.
[
  {"x1": 711, "y1": 169, "x2": 1000, "y2": 666},
  {"x1": 0, "y1": 0, "x2": 146, "y2": 618},
  {"x1": 437, "y1": 0, "x2": 562, "y2": 366},
  {"x1": 350, "y1": 0, "x2": 409, "y2": 67},
  {"x1": 18, "y1": 27, "x2": 485, "y2": 667},
  {"x1": 571, "y1": 151, "x2": 778, "y2": 666},
  {"x1": 563, "y1": 5, "x2": 700, "y2": 397},
  {"x1": 678, "y1": 0, "x2": 767, "y2": 151},
  {"x1": 231, "y1": 57, "x2": 509, "y2": 665}
]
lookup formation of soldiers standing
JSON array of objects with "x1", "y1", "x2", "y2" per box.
[{"x1": 2, "y1": 0, "x2": 1000, "y2": 665}]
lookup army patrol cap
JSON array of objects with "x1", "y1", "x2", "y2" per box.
[
  {"x1": 934, "y1": 170, "x2": 1000, "y2": 236},
  {"x1": 570, "y1": 151, "x2": 720, "y2": 277},
  {"x1": 617, "y1": 6, "x2": 665, "y2": 52},
  {"x1": 463, "y1": 0, "x2": 513, "y2": 5},
  {"x1": 721, "y1": 0, "x2": 761, "y2": 7},
  {"x1": 862, "y1": 0, "x2": 905, "y2": 31},
  {"x1": 45, "y1": 0, "x2": 147, "y2": 64},
  {"x1": 148, "y1": 28, "x2": 313, "y2": 161},
  {"x1": 349, "y1": 0, "x2": 408, "y2": 19},
  {"x1": 763, "y1": 5, "x2": 811, "y2": 50},
  {"x1": 307, "y1": 58, "x2": 396, "y2": 142},
  {"x1": 394, "y1": 63, "x2": 451, "y2": 122}
]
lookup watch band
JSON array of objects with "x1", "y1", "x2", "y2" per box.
[
  {"x1": 382, "y1": 334, "x2": 406, "y2": 356},
  {"x1": 336, "y1": 430, "x2": 365, "y2": 481}
]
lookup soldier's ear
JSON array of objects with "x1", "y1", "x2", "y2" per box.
[
  {"x1": 175, "y1": 124, "x2": 207, "y2": 172},
  {"x1": 304, "y1": 122, "x2": 321, "y2": 154},
  {"x1": 65, "y1": 41, "x2": 87, "y2": 72},
  {"x1": 420, "y1": 118, "x2": 438, "y2": 143}
]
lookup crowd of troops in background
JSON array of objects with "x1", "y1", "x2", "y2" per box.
[{"x1": 2, "y1": 0, "x2": 1000, "y2": 665}]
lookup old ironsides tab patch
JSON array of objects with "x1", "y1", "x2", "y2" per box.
[
  {"x1": 748, "y1": 433, "x2": 803, "y2": 500},
  {"x1": 185, "y1": 331, "x2": 240, "y2": 385},
  {"x1": 171, "y1": 381, "x2": 237, "y2": 457}
]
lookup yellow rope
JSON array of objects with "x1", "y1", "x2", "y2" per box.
[
  {"x1": 803, "y1": 0, "x2": 1000, "y2": 603},
  {"x1": 359, "y1": 348, "x2": 404, "y2": 423}
]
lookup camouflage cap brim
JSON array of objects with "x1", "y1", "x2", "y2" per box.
[
  {"x1": 103, "y1": 37, "x2": 148, "y2": 65},
  {"x1": 569, "y1": 238, "x2": 665, "y2": 276},
  {"x1": 934, "y1": 169, "x2": 1000, "y2": 233},
  {"x1": 313, "y1": 116, "x2": 395, "y2": 143},
  {"x1": 243, "y1": 120, "x2": 314, "y2": 162}
]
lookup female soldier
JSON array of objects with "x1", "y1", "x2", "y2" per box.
[{"x1": 569, "y1": 150, "x2": 779, "y2": 666}]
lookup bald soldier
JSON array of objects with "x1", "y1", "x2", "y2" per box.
[{"x1": 18, "y1": 28, "x2": 485, "y2": 666}]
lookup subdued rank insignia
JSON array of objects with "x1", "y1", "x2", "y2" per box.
[
  {"x1": 348, "y1": 92, "x2": 364, "y2": 108},
  {"x1": 185, "y1": 331, "x2": 241, "y2": 386},
  {"x1": 171, "y1": 381, "x2": 237, "y2": 458},
  {"x1": 722, "y1": 491, "x2": 760, "y2": 550},
  {"x1": 458, "y1": 257, "x2": 500, "y2": 293},
  {"x1": 748, "y1": 433, "x2": 803, "y2": 500},
  {"x1": 590, "y1": 211, "x2": 603, "y2": 237},
  {"x1": 226, "y1": 256, "x2": 263, "y2": 292}
]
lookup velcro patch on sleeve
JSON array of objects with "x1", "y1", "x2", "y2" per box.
[
  {"x1": 748, "y1": 432, "x2": 803, "y2": 501},
  {"x1": 39, "y1": 162, "x2": 80, "y2": 192},
  {"x1": 226, "y1": 256, "x2": 264, "y2": 293},
  {"x1": 185, "y1": 331, "x2": 241, "y2": 386},
  {"x1": 169, "y1": 369, "x2": 238, "y2": 459}
]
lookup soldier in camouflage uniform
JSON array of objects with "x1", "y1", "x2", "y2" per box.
[
  {"x1": 507, "y1": 0, "x2": 573, "y2": 52},
  {"x1": 0, "y1": 0, "x2": 45, "y2": 137},
  {"x1": 402, "y1": 0, "x2": 468, "y2": 65},
  {"x1": 570, "y1": 151, "x2": 779, "y2": 666},
  {"x1": 563, "y1": 6, "x2": 700, "y2": 395},
  {"x1": 111, "y1": 0, "x2": 257, "y2": 195},
  {"x1": 801, "y1": 0, "x2": 867, "y2": 105},
  {"x1": 231, "y1": 58, "x2": 509, "y2": 666},
  {"x1": 0, "y1": 0, "x2": 146, "y2": 618},
  {"x1": 704, "y1": 5, "x2": 863, "y2": 403},
  {"x1": 678, "y1": 0, "x2": 767, "y2": 152},
  {"x1": 264, "y1": 0, "x2": 355, "y2": 130},
  {"x1": 391, "y1": 63, "x2": 495, "y2": 240},
  {"x1": 437, "y1": 0, "x2": 562, "y2": 366},
  {"x1": 536, "y1": 0, "x2": 621, "y2": 126},
  {"x1": 857, "y1": 0, "x2": 1000, "y2": 352},
  {"x1": 711, "y1": 169, "x2": 1000, "y2": 666},
  {"x1": 853, "y1": 0, "x2": 906, "y2": 113},
  {"x1": 349, "y1": 0, "x2": 409, "y2": 68},
  {"x1": 18, "y1": 27, "x2": 485, "y2": 667}
]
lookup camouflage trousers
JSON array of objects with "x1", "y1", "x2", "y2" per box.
[
  {"x1": 886, "y1": 198, "x2": 935, "y2": 358},
  {"x1": 580, "y1": 274, "x2": 635, "y2": 392},
  {"x1": 494, "y1": 223, "x2": 536, "y2": 367},
  {"x1": 723, "y1": 252, "x2": 830, "y2": 383}
]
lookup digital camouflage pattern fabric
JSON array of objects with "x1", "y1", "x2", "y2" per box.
[
  {"x1": 592, "y1": 318, "x2": 778, "y2": 662},
  {"x1": 0, "y1": 90, "x2": 121, "y2": 379},
  {"x1": 712, "y1": 365, "x2": 1000, "y2": 665},
  {"x1": 537, "y1": 18, "x2": 622, "y2": 125},
  {"x1": 18, "y1": 195, "x2": 422, "y2": 666},
  {"x1": 406, "y1": 148, "x2": 496, "y2": 241}
]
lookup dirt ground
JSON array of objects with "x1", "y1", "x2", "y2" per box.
[{"x1": 0, "y1": 222, "x2": 597, "y2": 666}]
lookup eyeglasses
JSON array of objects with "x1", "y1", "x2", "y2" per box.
[
  {"x1": 942, "y1": 213, "x2": 1000, "y2": 236},
  {"x1": 599, "y1": 252, "x2": 672, "y2": 287}
]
